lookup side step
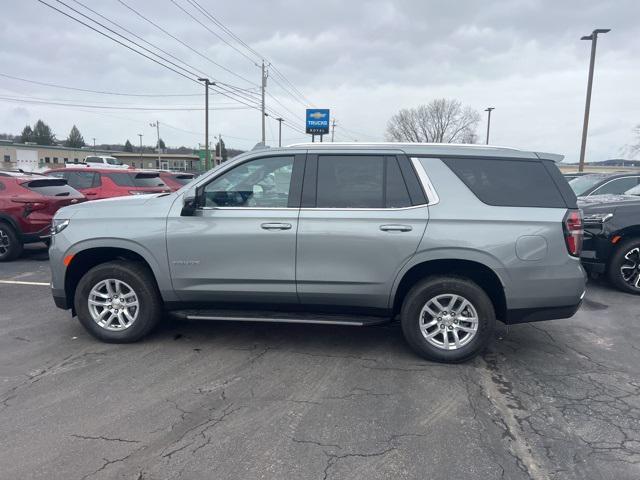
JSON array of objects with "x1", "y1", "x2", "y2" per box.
[{"x1": 171, "y1": 309, "x2": 391, "y2": 327}]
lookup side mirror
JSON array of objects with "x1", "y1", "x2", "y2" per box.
[{"x1": 181, "y1": 189, "x2": 198, "y2": 216}]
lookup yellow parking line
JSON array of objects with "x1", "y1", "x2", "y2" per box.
[{"x1": 0, "y1": 280, "x2": 50, "y2": 286}]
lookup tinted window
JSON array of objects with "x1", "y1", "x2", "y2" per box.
[
  {"x1": 386, "y1": 157, "x2": 412, "y2": 208},
  {"x1": 133, "y1": 173, "x2": 166, "y2": 188},
  {"x1": 443, "y1": 158, "x2": 566, "y2": 208},
  {"x1": 0, "y1": 181, "x2": 5, "y2": 191},
  {"x1": 106, "y1": 173, "x2": 134, "y2": 186},
  {"x1": 171, "y1": 174, "x2": 195, "y2": 185},
  {"x1": 317, "y1": 155, "x2": 384, "y2": 208},
  {"x1": 66, "y1": 171, "x2": 98, "y2": 189},
  {"x1": 203, "y1": 156, "x2": 294, "y2": 208},
  {"x1": 24, "y1": 179, "x2": 77, "y2": 197},
  {"x1": 86, "y1": 157, "x2": 101, "y2": 163},
  {"x1": 591, "y1": 177, "x2": 639, "y2": 196}
]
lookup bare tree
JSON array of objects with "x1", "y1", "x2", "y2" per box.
[
  {"x1": 386, "y1": 99, "x2": 481, "y2": 144},
  {"x1": 630, "y1": 124, "x2": 640, "y2": 157}
]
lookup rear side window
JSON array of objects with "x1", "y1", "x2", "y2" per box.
[
  {"x1": 106, "y1": 173, "x2": 134, "y2": 186},
  {"x1": 591, "y1": 177, "x2": 640, "y2": 196},
  {"x1": 23, "y1": 179, "x2": 77, "y2": 197},
  {"x1": 385, "y1": 157, "x2": 412, "y2": 208},
  {"x1": 133, "y1": 173, "x2": 166, "y2": 188},
  {"x1": 443, "y1": 158, "x2": 566, "y2": 208},
  {"x1": 317, "y1": 156, "x2": 384, "y2": 208},
  {"x1": 66, "y1": 171, "x2": 98, "y2": 189},
  {"x1": 172, "y1": 174, "x2": 194, "y2": 185}
]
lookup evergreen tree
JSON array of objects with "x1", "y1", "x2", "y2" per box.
[
  {"x1": 64, "y1": 125, "x2": 85, "y2": 148},
  {"x1": 124, "y1": 139, "x2": 134, "y2": 152},
  {"x1": 19, "y1": 125, "x2": 34, "y2": 143},
  {"x1": 32, "y1": 119, "x2": 56, "y2": 145},
  {"x1": 216, "y1": 138, "x2": 228, "y2": 162},
  {"x1": 158, "y1": 138, "x2": 166, "y2": 151}
]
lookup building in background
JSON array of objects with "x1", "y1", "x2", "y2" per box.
[{"x1": 0, "y1": 140, "x2": 201, "y2": 172}]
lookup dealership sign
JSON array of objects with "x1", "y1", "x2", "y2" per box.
[{"x1": 306, "y1": 109, "x2": 330, "y2": 135}]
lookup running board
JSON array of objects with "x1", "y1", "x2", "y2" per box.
[{"x1": 171, "y1": 309, "x2": 391, "y2": 327}]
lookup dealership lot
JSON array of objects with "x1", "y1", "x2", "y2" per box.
[{"x1": 1, "y1": 246, "x2": 639, "y2": 480}]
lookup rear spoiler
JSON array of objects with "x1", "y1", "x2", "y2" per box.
[{"x1": 535, "y1": 152, "x2": 564, "y2": 163}]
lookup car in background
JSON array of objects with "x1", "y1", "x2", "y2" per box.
[
  {"x1": 580, "y1": 193, "x2": 640, "y2": 294},
  {"x1": 0, "y1": 171, "x2": 86, "y2": 261},
  {"x1": 78, "y1": 155, "x2": 129, "y2": 169},
  {"x1": 157, "y1": 171, "x2": 195, "y2": 191},
  {"x1": 569, "y1": 172, "x2": 640, "y2": 197},
  {"x1": 45, "y1": 168, "x2": 171, "y2": 200}
]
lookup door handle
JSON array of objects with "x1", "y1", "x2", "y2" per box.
[
  {"x1": 261, "y1": 222, "x2": 292, "y2": 230},
  {"x1": 380, "y1": 224, "x2": 412, "y2": 232}
]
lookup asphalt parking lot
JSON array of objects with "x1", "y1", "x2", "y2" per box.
[{"x1": 1, "y1": 245, "x2": 640, "y2": 480}]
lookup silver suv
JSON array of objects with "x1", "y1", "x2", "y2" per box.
[{"x1": 49, "y1": 143, "x2": 586, "y2": 362}]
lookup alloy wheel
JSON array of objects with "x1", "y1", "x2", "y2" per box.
[
  {"x1": 0, "y1": 228, "x2": 10, "y2": 256},
  {"x1": 88, "y1": 279, "x2": 140, "y2": 331},
  {"x1": 620, "y1": 247, "x2": 640, "y2": 290},
  {"x1": 419, "y1": 294, "x2": 479, "y2": 350}
]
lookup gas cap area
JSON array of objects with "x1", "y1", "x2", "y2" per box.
[{"x1": 516, "y1": 235, "x2": 548, "y2": 261}]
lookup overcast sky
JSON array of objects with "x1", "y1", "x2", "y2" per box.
[{"x1": 1, "y1": 0, "x2": 638, "y2": 162}]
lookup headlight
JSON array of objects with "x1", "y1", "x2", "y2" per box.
[
  {"x1": 51, "y1": 218, "x2": 70, "y2": 235},
  {"x1": 582, "y1": 212, "x2": 613, "y2": 224}
]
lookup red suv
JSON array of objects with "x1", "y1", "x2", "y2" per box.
[
  {"x1": 45, "y1": 168, "x2": 171, "y2": 200},
  {"x1": 0, "y1": 171, "x2": 86, "y2": 261}
]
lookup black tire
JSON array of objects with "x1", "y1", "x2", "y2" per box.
[
  {"x1": 74, "y1": 260, "x2": 162, "y2": 342},
  {"x1": 607, "y1": 238, "x2": 640, "y2": 295},
  {"x1": 400, "y1": 276, "x2": 495, "y2": 363},
  {"x1": 0, "y1": 222, "x2": 23, "y2": 262}
]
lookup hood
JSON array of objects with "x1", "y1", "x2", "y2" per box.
[
  {"x1": 54, "y1": 192, "x2": 173, "y2": 219},
  {"x1": 578, "y1": 194, "x2": 640, "y2": 210}
]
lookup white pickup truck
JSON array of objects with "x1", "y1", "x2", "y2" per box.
[{"x1": 66, "y1": 155, "x2": 129, "y2": 169}]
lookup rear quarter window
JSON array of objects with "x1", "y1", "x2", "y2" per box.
[
  {"x1": 442, "y1": 157, "x2": 567, "y2": 208},
  {"x1": 23, "y1": 179, "x2": 78, "y2": 197}
]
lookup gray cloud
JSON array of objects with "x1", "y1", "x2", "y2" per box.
[{"x1": 0, "y1": 0, "x2": 638, "y2": 160}]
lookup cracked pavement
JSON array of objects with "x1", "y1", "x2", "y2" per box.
[{"x1": 1, "y1": 250, "x2": 640, "y2": 479}]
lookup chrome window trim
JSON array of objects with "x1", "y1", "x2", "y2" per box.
[
  {"x1": 300, "y1": 204, "x2": 428, "y2": 212},
  {"x1": 410, "y1": 157, "x2": 440, "y2": 206},
  {"x1": 200, "y1": 206, "x2": 296, "y2": 211}
]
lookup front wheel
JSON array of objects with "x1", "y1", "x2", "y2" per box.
[
  {"x1": 401, "y1": 276, "x2": 495, "y2": 363},
  {"x1": 607, "y1": 238, "x2": 640, "y2": 295},
  {"x1": 0, "y1": 223, "x2": 22, "y2": 262},
  {"x1": 74, "y1": 260, "x2": 162, "y2": 342}
]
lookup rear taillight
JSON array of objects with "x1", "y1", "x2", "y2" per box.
[
  {"x1": 11, "y1": 198, "x2": 47, "y2": 216},
  {"x1": 563, "y1": 209, "x2": 583, "y2": 257}
]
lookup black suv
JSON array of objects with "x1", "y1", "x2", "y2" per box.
[
  {"x1": 569, "y1": 172, "x2": 640, "y2": 197},
  {"x1": 580, "y1": 194, "x2": 640, "y2": 294}
]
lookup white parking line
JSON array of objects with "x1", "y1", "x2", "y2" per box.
[{"x1": 0, "y1": 280, "x2": 50, "y2": 286}]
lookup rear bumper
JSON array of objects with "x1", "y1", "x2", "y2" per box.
[{"x1": 504, "y1": 296, "x2": 583, "y2": 324}]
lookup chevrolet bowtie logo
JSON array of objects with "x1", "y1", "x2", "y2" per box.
[{"x1": 309, "y1": 112, "x2": 327, "y2": 119}]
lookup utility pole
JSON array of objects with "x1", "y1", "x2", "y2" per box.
[
  {"x1": 150, "y1": 121, "x2": 161, "y2": 168},
  {"x1": 137, "y1": 133, "x2": 143, "y2": 167},
  {"x1": 92, "y1": 137, "x2": 96, "y2": 154},
  {"x1": 261, "y1": 60, "x2": 268, "y2": 144},
  {"x1": 578, "y1": 28, "x2": 610, "y2": 172},
  {"x1": 276, "y1": 118, "x2": 283, "y2": 147},
  {"x1": 331, "y1": 119, "x2": 336, "y2": 142},
  {"x1": 197, "y1": 78, "x2": 215, "y2": 170},
  {"x1": 484, "y1": 107, "x2": 495, "y2": 145}
]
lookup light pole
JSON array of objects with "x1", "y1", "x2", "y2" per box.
[
  {"x1": 578, "y1": 28, "x2": 610, "y2": 172},
  {"x1": 198, "y1": 77, "x2": 215, "y2": 170},
  {"x1": 276, "y1": 118, "x2": 283, "y2": 147},
  {"x1": 92, "y1": 137, "x2": 96, "y2": 154},
  {"x1": 137, "y1": 133, "x2": 143, "y2": 167},
  {"x1": 150, "y1": 121, "x2": 161, "y2": 168},
  {"x1": 484, "y1": 107, "x2": 495, "y2": 145}
]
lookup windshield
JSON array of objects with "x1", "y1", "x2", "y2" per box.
[
  {"x1": 569, "y1": 175, "x2": 606, "y2": 196},
  {"x1": 106, "y1": 157, "x2": 123, "y2": 165}
]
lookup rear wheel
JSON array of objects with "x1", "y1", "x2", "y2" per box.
[
  {"x1": 401, "y1": 276, "x2": 495, "y2": 363},
  {"x1": 74, "y1": 260, "x2": 162, "y2": 342},
  {"x1": 0, "y1": 223, "x2": 22, "y2": 262},
  {"x1": 607, "y1": 238, "x2": 640, "y2": 295}
]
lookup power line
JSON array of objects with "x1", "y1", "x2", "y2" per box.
[
  {"x1": 0, "y1": 72, "x2": 201, "y2": 97},
  {"x1": 0, "y1": 95, "x2": 252, "y2": 111},
  {"x1": 115, "y1": 0, "x2": 258, "y2": 87}
]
